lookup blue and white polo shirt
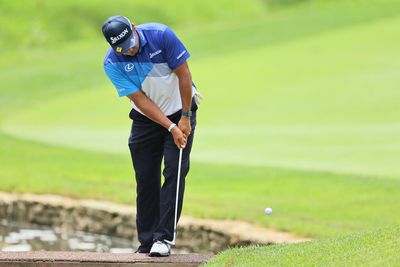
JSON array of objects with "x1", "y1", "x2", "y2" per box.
[{"x1": 103, "y1": 23, "x2": 196, "y2": 116}]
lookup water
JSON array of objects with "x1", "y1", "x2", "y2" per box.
[{"x1": 0, "y1": 219, "x2": 137, "y2": 253}]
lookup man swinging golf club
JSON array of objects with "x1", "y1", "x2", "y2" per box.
[{"x1": 101, "y1": 16, "x2": 200, "y2": 256}]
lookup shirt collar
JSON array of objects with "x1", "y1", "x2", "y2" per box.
[{"x1": 136, "y1": 28, "x2": 147, "y2": 53}]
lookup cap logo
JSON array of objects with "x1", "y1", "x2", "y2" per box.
[{"x1": 110, "y1": 28, "x2": 129, "y2": 44}]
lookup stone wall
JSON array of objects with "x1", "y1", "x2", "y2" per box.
[
  {"x1": 0, "y1": 193, "x2": 238, "y2": 253},
  {"x1": 0, "y1": 192, "x2": 309, "y2": 253}
]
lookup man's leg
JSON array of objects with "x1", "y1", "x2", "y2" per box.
[
  {"x1": 153, "y1": 111, "x2": 196, "y2": 242},
  {"x1": 128, "y1": 110, "x2": 164, "y2": 252}
]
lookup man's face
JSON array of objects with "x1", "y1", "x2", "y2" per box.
[{"x1": 123, "y1": 26, "x2": 140, "y2": 56}]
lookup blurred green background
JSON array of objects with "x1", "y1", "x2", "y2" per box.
[{"x1": 1, "y1": 0, "x2": 400, "y2": 240}]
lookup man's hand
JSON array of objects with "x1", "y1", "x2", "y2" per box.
[
  {"x1": 171, "y1": 126, "x2": 187, "y2": 148},
  {"x1": 178, "y1": 116, "x2": 191, "y2": 137}
]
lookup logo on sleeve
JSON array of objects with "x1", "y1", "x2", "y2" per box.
[
  {"x1": 124, "y1": 63, "x2": 134, "y2": 72},
  {"x1": 176, "y1": 50, "x2": 186, "y2": 59}
]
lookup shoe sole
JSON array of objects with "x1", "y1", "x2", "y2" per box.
[{"x1": 149, "y1": 252, "x2": 170, "y2": 257}]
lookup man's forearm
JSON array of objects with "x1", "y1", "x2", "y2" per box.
[
  {"x1": 127, "y1": 90, "x2": 187, "y2": 148},
  {"x1": 179, "y1": 75, "x2": 192, "y2": 112},
  {"x1": 127, "y1": 91, "x2": 173, "y2": 129},
  {"x1": 174, "y1": 61, "x2": 193, "y2": 113}
]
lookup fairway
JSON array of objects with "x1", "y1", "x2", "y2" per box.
[
  {"x1": 2, "y1": 8, "x2": 400, "y2": 178},
  {"x1": 1, "y1": 0, "x2": 400, "y2": 265}
]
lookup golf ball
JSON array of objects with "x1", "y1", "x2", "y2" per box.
[{"x1": 264, "y1": 207, "x2": 272, "y2": 215}]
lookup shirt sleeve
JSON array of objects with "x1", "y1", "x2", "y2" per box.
[
  {"x1": 104, "y1": 63, "x2": 140, "y2": 97},
  {"x1": 162, "y1": 27, "x2": 190, "y2": 69}
]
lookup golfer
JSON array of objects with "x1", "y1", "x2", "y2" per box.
[{"x1": 101, "y1": 16, "x2": 199, "y2": 256}]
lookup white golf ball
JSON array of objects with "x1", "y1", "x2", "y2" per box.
[{"x1": 264, "y1": 207, "x2": 272, "y2": 215}]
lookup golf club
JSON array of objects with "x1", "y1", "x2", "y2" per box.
[{"x1": 164, "y1": 147, "x2": 183, "y2": 246}]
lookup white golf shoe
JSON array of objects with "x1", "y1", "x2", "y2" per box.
[{"x1": 149, "y1": 240, "x2": 171, "y2": 257}]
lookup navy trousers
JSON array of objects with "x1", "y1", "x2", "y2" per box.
[{"x1": 128, "y1": 104, "x2": 197, "y2": 251}]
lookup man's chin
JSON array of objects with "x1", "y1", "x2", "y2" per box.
[{"x1": 123, "y1": 52, "x2": 137, "y2": 56}]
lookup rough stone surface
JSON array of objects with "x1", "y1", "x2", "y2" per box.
[
  {"x1": 0, "y1": 191, "x2": 311, "y2": 253},
  {"x1": 0, "y1": 251, "x2": 214, "y2": 266}
]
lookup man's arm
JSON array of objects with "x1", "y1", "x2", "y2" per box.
[
  {"x1": 127, "y1": 91, "x2": 187, "y2": 148},
  {"x1": 174, "y1": 61, "x2": 193, "y2": 137}
]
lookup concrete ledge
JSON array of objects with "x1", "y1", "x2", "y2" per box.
[{"x1": 0, "y1": 251, "x2": 214, "y2": 266}]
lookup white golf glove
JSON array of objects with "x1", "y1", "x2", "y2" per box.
[{"x1": 194, "y1": 91, "x2": 203, "y2": 106}]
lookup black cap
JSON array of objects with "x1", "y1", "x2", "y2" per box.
[{"x1": 102, "y1": 16, "x2": 138, "y2": 54}]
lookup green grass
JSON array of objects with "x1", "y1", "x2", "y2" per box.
[
  {"x1": 0, "y1": 132, "x2": 134, "y2": 203},
  {"x1": 0, "y1": 0, "x2": 266, "y2": 51},
  {"x1": 205, "y1": 226, "x2": 400, "y2": 266},
  {"x1": 3, "y1": 12, "x2": 400, "y2": 177},
  {"x1": 1, "y1": 0, "x2": 400, "y2": 265}
]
